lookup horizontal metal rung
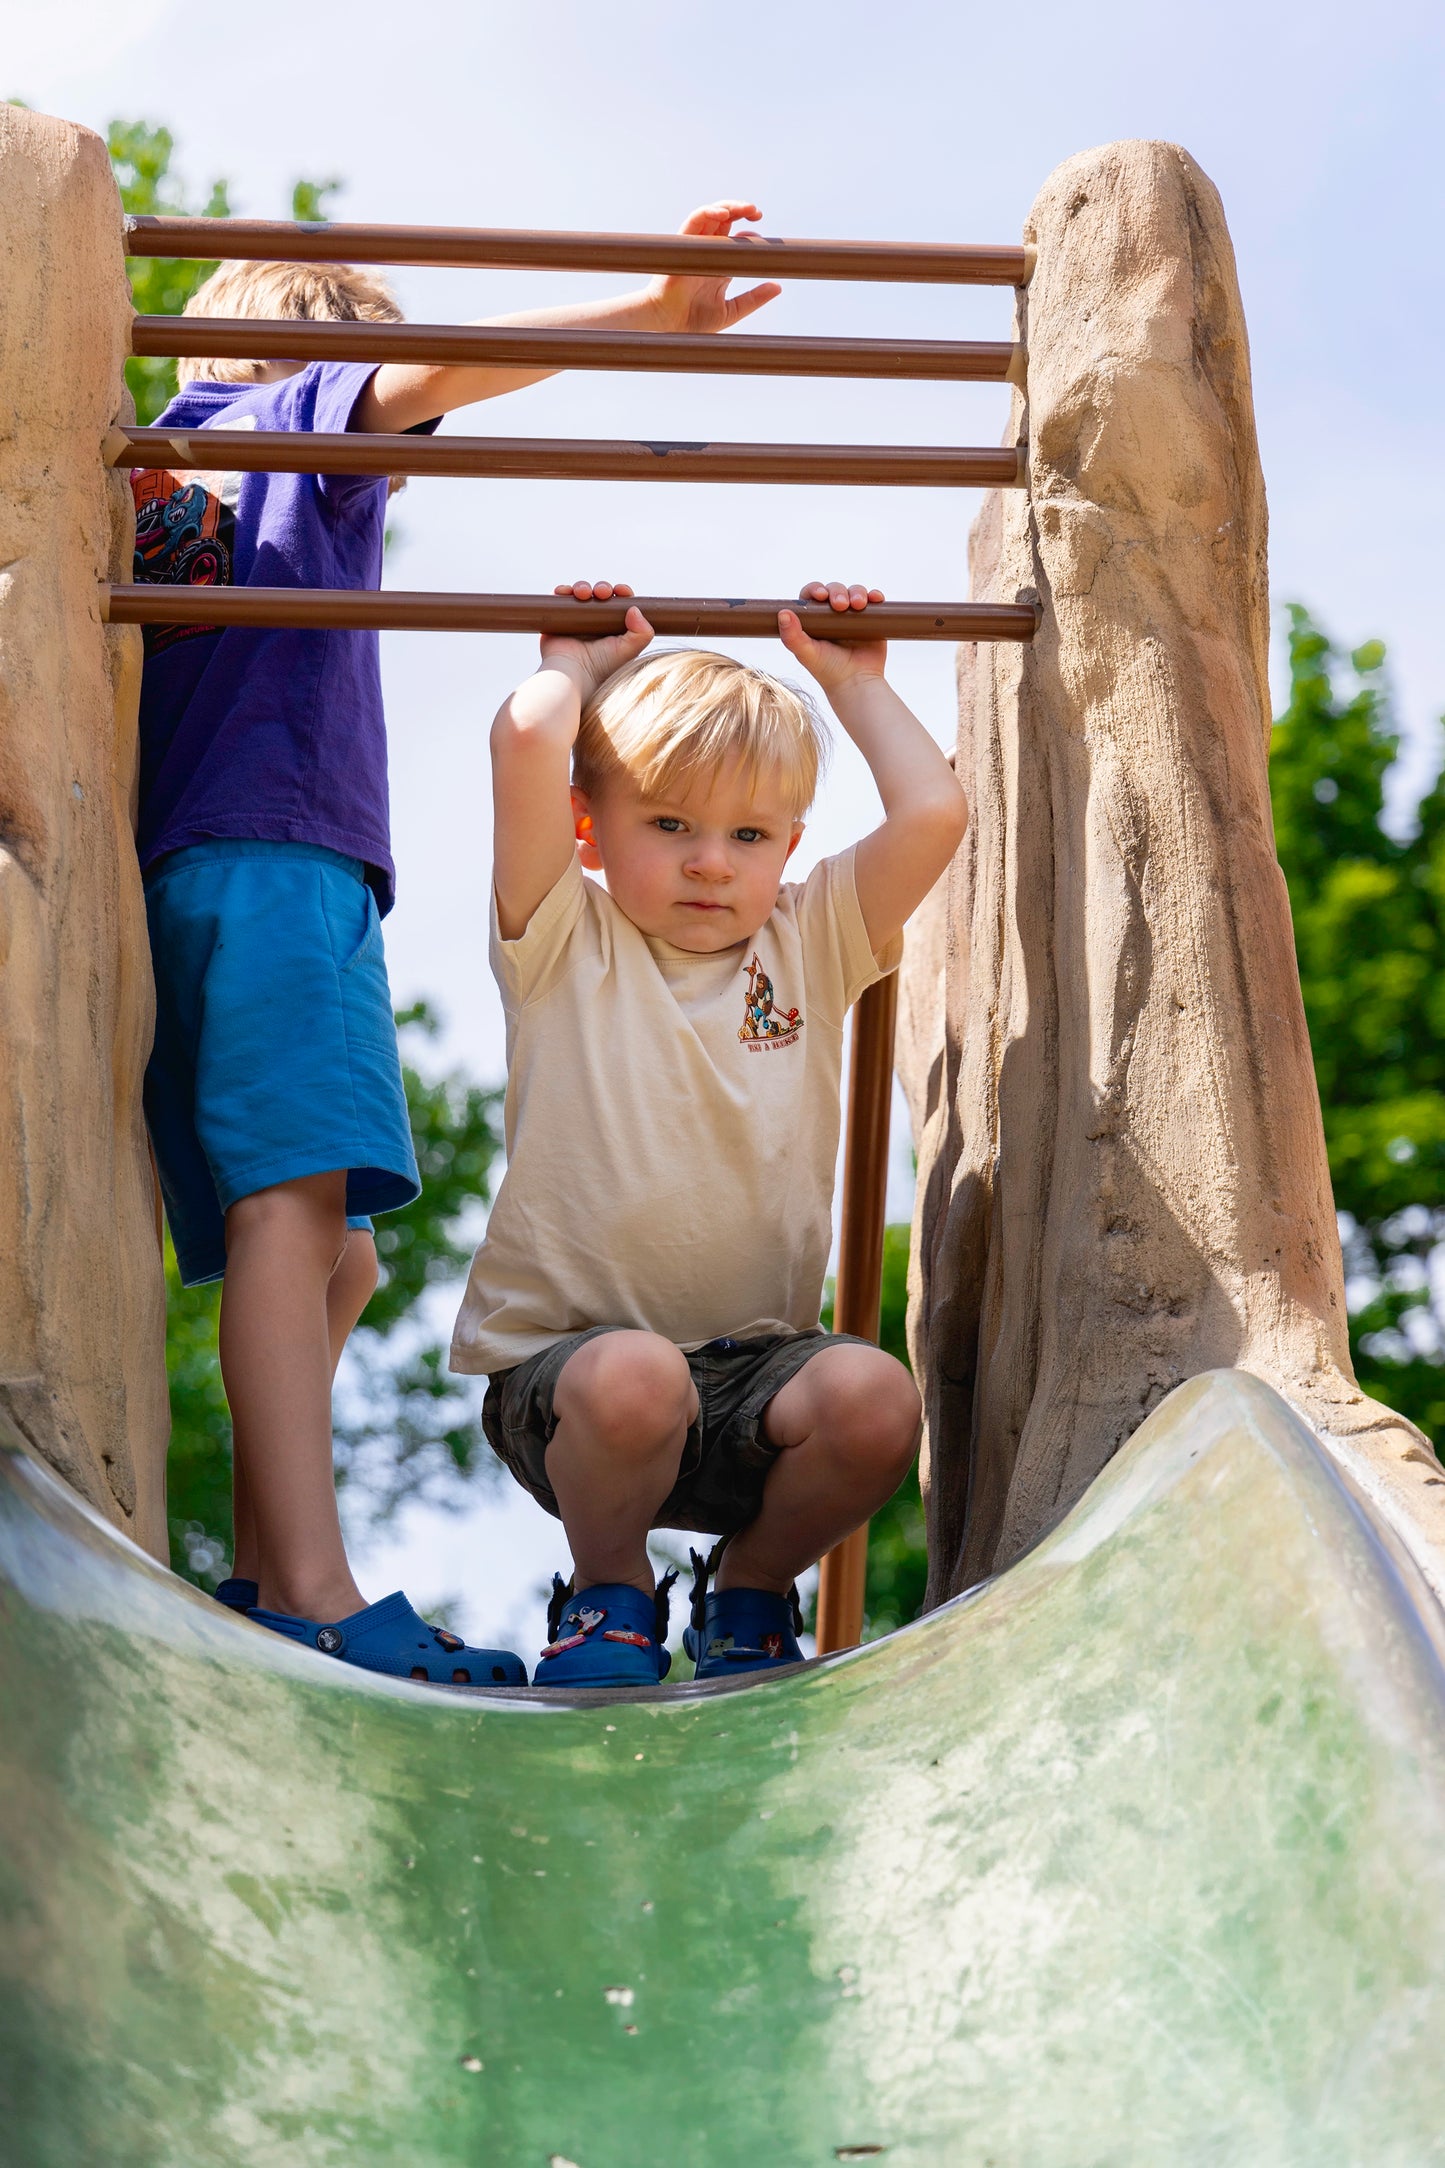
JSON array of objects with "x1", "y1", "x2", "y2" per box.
[
  {"x1": 123, "y1": 217, "x2": 1034, "y2": 286},
  {"x1": 110, "y1": 427, "x2": 1028, "y2": 489},
  {"x1": 102, "y1": 587, "x2": 1040, "y2": 642},
  {"x1": 129, "y1": 317, "x2": 1026, "y2": 384}
]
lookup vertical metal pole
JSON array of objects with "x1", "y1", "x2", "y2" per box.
[{"x1": 814, "y1": 970, "x2": 899, "y2": 1655}]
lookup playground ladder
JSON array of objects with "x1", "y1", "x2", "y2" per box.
[{"x1": 109, "y1": 214, "x2": 1036, "y2": 1652}]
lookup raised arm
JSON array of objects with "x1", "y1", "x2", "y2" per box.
[
  {"x1": 492, "y1": 585, "x2": 653, "y2": 940},
  {"x1": 778, "y1": 582, "x2": 968, "y2": 956},
  {"x1": 354, "y1": 201, "x2": 782, "y2": 433}
]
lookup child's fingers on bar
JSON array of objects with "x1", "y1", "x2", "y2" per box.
[
  {"x1": 552, "y1": 581, "x2": 635, "y2": 601},
  {"x1": 797, "y1": 580, "x2": 885, "y2": 611}
]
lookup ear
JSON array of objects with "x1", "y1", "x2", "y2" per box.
[
  {"x1": 784, "y1": 821, "x2": 805, "y2": 862},
  {"x1": 571, "y1": 785, "x2": 604, "y2": 871}
]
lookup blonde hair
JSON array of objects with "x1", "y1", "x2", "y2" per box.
[
  {"x1": 575, "y1": 649, "x2": 827, "y2": 818},
  {"x1": 177, "y1": 259, "x2": 404, "y2": 385}
]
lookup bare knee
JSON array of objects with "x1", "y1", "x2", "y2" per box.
[
  {"x1": 226, "y1": 1171, "x2": 350, "y2": 1274},
  {"x1": 553, "y1": 1332, "x2": 695, "y2": 1461},
  {"x1": 795, "y1": 1347, "x2": 920, "y2": 1481},
  {"x1": 329, "y1": 1228, "x2": 379, "y2": 1310}
]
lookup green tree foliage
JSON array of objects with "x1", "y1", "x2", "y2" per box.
[
  {"x1": 108, "y1": 119, "x2": 231, "y2": 423},
  {"x1": 1271, "y1": 608, "x2": 1445, "y2": 1446},
  {"x1": 107, "y1": 118, "x2": 342, "y2": 423},
  {"x1": 166, "y1": 1006, "x2": 504, "y2": 1587}
]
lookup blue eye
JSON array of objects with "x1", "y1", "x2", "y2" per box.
[
  {"x1": 734, "y1": 828, "x2": 764, "y2": 844},
  {"x1": 655, "y1": 818, "x2": 684, "y2": 833}
]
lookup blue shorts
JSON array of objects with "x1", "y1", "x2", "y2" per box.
[{"x1": 144, "y1": 840, "x2": 420, "y2": 1287}]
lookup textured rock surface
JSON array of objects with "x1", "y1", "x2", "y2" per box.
[
  {"x1": 0, "y1": 107, "x2": 167, "y2": 1555},
  {"x1": 899, "y1": 139, "x2": 1445, "y2": 1604}
]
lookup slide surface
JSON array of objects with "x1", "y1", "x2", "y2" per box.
[{"x1": 3, "y1": 1370, "x2": 1445, "y2": 2166}]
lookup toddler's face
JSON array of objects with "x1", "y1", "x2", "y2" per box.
[{"x1": 573, "y1": 760, "x2": 804, "y2": 954}]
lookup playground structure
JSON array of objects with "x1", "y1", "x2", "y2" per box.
[{"x1": 4, "y1": 102, "x2": 1445, "y2": 2162}]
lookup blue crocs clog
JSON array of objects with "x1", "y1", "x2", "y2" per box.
[
  {"x1": 249, "y1": 1589, "x2": 528, "y2": 1686},
  {"x1": 683, "y1": 1547, "x2": 805, "y2": 1680},
  {"x1": 213, "y1": 1577, "x2": 258, "y2": 1613},
  {"x1": 534, "y1": 1574, "x2": 675, "y2": 1689}
]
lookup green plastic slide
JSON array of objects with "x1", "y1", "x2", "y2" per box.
[{"x1": 3, "y1": 1369, "x2": 1445, "y2": 2165}]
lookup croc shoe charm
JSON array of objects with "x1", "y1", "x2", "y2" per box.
[{"x1": 535, "y1": 1573, "x2": 676, "y2": 1689}]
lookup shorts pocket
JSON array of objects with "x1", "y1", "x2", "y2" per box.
[{"x1": 321, "y1": 868, "x2": 383, "y2": 975}]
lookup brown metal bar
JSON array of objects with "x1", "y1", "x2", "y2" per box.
[
  {"x1": 129, "y1": 316, "x2": 1024, "y2": 384},
  {"x1": 101, "y1": 587, "x2": 1038, "y2": 642},
  {"x1": 110, "y1": 425, "x2": 1028, "y2": 491},
  {"x1": 124, "y1": 216, "x2": 1032, "y2": 287},
  {"x1": 815, "y1": 971, "x2": 901, "y2": 1656}
]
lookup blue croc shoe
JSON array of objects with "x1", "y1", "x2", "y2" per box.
[
  {"x1": 213, "y1": 1577, "x2": 258, "y2": 1613},
  {"x1": 535, "y1": 1573, "x2": 676, "y2": 1689},
  {"x1": 683, "y1": 1547, "x2": 805, "y2": 1680},
  {"x1": 249, "y1": 1589, "x2": 528, "y2": 1686}
]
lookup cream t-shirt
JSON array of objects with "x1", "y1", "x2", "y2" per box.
[{"x1": 450, "y1": 846, "x2": 901, "y2": 1377}]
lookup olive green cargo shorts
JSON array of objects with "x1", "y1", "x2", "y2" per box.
[{"x1": 481, "y1": 1326, "x2": 876, "y2": 1536}]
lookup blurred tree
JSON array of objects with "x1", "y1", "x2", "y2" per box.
[
  {"x1": 107, "y1": 118, "x2": 342, "y2": 423},
  {"x1": 107, "y1": 119, "x2": 230, "y2": 423},
  {"x1": 1271, "y1": 607, "x2": 1445, "y2": 1447}
]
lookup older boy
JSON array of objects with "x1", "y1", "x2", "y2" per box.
[
  {"x1": 136, "y1": 206, "x2": 781, "y2": 1686},
  {"x1": 451, "y1": 580, "x2": 969, "y2": 1686}
]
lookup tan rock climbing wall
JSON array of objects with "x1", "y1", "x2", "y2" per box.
[
  {"x1": 0, "y1": 107, "x2": 168, "y2": 1555},
  {"x1": 899, "y1": 139, "x2": 1445, "y2": 1606}
]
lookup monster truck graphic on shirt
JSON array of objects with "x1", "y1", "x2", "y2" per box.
[{"x1": 129, "y1": 413, "x2": 252, "y2": 654}]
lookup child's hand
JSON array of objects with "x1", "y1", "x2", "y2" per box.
[
  {"x1": 645, "y1": 201, "x2": 783, "y2": 334},
  {"x1": 778, "y1": 581, "x2": 888, "y2": 697},
  {"x1": 542, "y1": 581, "x2": 654, "y2": 698}
]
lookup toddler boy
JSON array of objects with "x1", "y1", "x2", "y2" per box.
[
  {"x1": 135, "y1": 207, "x2": 780, "y2": 1686},
  {"x1": 451, "y1": 578, "x2": 969, "y2": 1685}
]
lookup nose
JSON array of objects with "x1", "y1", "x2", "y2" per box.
[{"x1": 684, "y1": 836, "x2": 733, "y2": 882}]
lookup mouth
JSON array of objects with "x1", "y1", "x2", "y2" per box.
[{"x1": 679, "y1": 901, "x2": 729, "y2": 912}]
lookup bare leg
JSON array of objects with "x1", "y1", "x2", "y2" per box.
[
  {"x1": 715, "y1": 1345, "x2": 920, "y2": 1596},
  {"x1": 219, "y1": 1171, "x2": 366, "y2": 1622},
  {"x1": 230, "y1": 1226, "x2": 377, "y2": 1582},
  {"x1": 544, "y1": 1331, "x2": 697, "y2": 1596}
]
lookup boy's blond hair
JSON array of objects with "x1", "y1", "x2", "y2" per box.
[
  {"x1": 177, "y1": 259, "x2": 403, "y2": 385},
  {"x1": 574, "y1": 649, "x2": 827, "y2": 817}
]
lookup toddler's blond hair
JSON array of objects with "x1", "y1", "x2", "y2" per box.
[
  {"x1": 177, "y1": 259, "x2": 404, "y2": 386},
  {"x1": 575, "y1": 649, "x2": 827, "y2": 818}
]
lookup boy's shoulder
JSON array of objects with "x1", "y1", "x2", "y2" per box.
[
  {"x1": 152, "y1": 360, "x2": 384, "y2": 438},
  {"x1": 776, "y1": 843, "x2": 857, "y2": 932}
]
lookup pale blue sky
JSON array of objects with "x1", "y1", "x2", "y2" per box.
[{"x1": 14, "y1": 0, "x2": 1445, "y2": 1638}]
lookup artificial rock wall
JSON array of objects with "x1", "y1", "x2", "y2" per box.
[
  {"x1": 0, "y1": 107, "x2": 168, "y2": 1555},
  {"x1": 898, "y1": 139, "x2": 1445, "y2": 1605}
]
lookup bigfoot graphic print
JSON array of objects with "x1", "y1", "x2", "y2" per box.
[{"x1": 130, "y1": 416, "x2": 251, "y2": 654}]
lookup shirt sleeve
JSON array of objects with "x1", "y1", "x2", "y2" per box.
[
  {"x1": 489, "y1": 854, "x2": 589, "y2": 1009},
  {"x1": 790, "y1": 845, "x2": 905, "y2": 1026},
  {"x1": 250, "y1": 364, "x2": 442, "y2": 505}
]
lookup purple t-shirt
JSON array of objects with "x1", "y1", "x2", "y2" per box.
[{"x1": 133, "y1": 361, "x2": 434, "y2": 914}]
